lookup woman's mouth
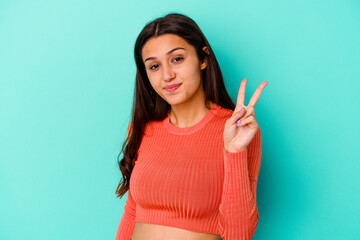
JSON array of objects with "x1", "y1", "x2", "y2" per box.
[{"x1": 165, "y1": 83, "x2": 182, "y2": 92}]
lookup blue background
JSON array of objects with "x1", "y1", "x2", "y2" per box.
[{"x1": 1, "y1": 0, "x2": 359, "y2": 239}]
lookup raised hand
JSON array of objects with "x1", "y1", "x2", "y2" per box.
[{"x1": 223, "y1": 78, "x2": 268, "y2": 153}]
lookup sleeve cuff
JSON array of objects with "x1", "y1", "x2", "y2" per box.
[
  {"x1": 223, "y1": 148, "x2": 247, "y2": 160},
  {"x1": 223, "y1": 148, "x2": 248, "y2": 171}
]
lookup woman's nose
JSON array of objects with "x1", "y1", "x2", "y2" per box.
[{"x1": 162, "y1": 64, "x2": 175, "y2": 81}]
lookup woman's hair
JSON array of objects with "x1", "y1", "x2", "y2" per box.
[{"x1": 115, "y1": 12, "x2": 235, "y2": 198}]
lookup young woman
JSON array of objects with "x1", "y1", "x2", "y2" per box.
[{"x1": 115, "y1": 13, "x2": 268, "y2": 240}]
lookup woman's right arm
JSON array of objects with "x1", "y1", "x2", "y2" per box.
[
  {"x1": 115, "y1": 122, "x2": 136, "y2": 240},
  {"x1": 115, "y1": 188, "x2": 137, "y2": 240}
]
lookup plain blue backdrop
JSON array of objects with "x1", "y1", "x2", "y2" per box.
[{"x1": 1, "y1": 0, "x2": 359, "y2": 239}]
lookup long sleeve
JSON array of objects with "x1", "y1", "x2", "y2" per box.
[
  {"x1": 115, "y1": 188, "x2": 137, "y2": 240},
  {"x1": 218, "y1": 128, "x2": 262, "y2": 240},
  {"x1": 115, "y1": 122, "x2": 136, "y2": 240}
]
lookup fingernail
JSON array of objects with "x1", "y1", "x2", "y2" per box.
[
  {"x1": 237, "y1": 119, "x2": 241, "y2": 126},
  {"x1": 239, "y1": 108, "x2": 243, "y2": 113}
]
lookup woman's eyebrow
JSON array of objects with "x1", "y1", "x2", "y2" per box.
[{"x1": 144, "y1": 47, "x2": 186, "y2": 63}]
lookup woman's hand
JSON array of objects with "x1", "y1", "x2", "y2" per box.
[{"x1": 224, "y1": 78, "x2": 268, "y2": 153}]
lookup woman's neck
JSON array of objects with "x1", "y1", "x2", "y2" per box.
[{"x1": 168, "y1": 100, "x2": 213, "y2": 128}]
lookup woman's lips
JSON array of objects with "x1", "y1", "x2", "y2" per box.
[{"x1": 165, "y1": 83, "x2": 181, "y2": 92}]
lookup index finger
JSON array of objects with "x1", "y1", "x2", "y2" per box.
[
  {"x1": 248, "y1": 81, "x2": 268, "y2": 107},
  {"x1": 235, "y1": 78, "x2": 248, "y2": 111}
]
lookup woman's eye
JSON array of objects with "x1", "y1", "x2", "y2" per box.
[
  {"x1": 149, "y1": 64, "x2": 159, "y2": 70},
  {"x1": 173, "y1": 57, "x2": 183, "y2": 62}
]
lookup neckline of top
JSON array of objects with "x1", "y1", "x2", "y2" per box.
[{"x1": 163, "y1": 102, "x2": 220, "y2": 135}]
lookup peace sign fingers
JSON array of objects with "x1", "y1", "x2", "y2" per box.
[{"x1": 248, "y1": 81, "x2": 268, "y2": 107}]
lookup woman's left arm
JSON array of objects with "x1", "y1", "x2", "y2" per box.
[
  {"x1": 218, "y1": 78, "x2": 268, "y2": 239},
  {"x1": 218, "y1": 128, "x2": 262, "y2": 240}
]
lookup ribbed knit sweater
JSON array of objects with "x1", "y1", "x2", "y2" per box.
[{"x1": 115, "y1": 103, "x2": 262, "y2": 240}]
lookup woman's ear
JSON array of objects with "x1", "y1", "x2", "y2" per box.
[{"x1": 201, "y1": 46, "x2": 209, "y2": 70}]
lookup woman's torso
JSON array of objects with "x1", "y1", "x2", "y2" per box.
[
  {"x1": 131, "y1": 222, "x2": 221, "y2": 240},
  {"x1": 129, "y1": 103, "x2": 230, "y2": 240}
]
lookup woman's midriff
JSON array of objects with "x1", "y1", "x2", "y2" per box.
[{"x1": 131, "y1": 222, "x2": 221, "y2": 240}]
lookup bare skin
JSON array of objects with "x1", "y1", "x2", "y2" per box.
[{"x1": 131, "y1": 222, "x2": 221, "y2": 240}]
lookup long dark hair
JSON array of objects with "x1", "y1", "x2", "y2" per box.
[{"x1": 115, "y1": 12, "x2": 235, "y2": 198}]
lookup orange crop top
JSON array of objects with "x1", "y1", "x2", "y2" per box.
[{"x1": 115, "y1": 103, "x2": 262, "y2": 240}]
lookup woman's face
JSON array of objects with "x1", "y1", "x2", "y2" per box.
[{"x1": 141, "y1": 33, "x2": 207, "y2": 106}]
